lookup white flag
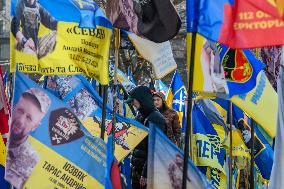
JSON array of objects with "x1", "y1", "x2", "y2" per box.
[{"x1": 128, "y1": 32, "x2": 177, "y2": 79}]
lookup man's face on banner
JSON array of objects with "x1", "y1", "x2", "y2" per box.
[
  {"x1": 12, "y1": 94, "x2": 44, "y2": 141},
  {"x1": 27, "y1": 0, "x2": 36, "y2": 5}
]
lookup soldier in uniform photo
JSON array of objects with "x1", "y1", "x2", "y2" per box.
[
  {"x1": 5, "y1": 88, "x2": 51, "y2": 189},
  {"x1": 11, "y1": 0, "x2": 58, "y2": 59}
]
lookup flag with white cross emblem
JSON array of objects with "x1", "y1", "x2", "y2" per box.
[{"x1": 166, "y1": 70, "x2": 187, "y2": 133}]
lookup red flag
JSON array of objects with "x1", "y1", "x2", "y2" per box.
[
  {"x1": 111, "y1": 161, "x2": 122, "y2": 189},
  {"x1": 0, "y1": 67, "x2": 9, "y2": 145},
  {"x1": 188, "y1": 0, "x2": 284, "y2": 48}
]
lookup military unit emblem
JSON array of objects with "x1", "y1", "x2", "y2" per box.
[{"x1": 49, "y1": 108, "x2": 84, "y2": 145}]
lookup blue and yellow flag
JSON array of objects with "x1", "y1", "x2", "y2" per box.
[
  {"x1": 231, "y1": 71, "x2": 278, "y2": 138},
  {"x1": 188, "y1": 34, "x2": 265, "y2": 98},
  {"x1": 215, "y1": 98, "x2": 274, "y2": 180},
  {"x1": 10, "y1": 0, "x2": 112, "y2": 84},
  {"x1": 187, "y1": 0, "x2": 284, "y2": 48},
  {"x1": 7, "y1": 72, "x2": 109, "y2": 188},
  {"x1": 232, "y1": 104, "x2": 273, "y2": 180},
  {"x1": 166, "y1": 70, "x2": 187, "y2": 132},
  {"x1": 0, "y1": 135, "x2": 6, "y2": 169},
  {"x1": 192, "y1": 104, "x2": 227, "y2": 189}
]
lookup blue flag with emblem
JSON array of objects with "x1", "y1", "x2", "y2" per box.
[
  {"x1": 166, "y1": 70, "x2": 187, "y2": 132},
  {"x1": 189, "y1": 33, "x2": 266, "y2": 98}
]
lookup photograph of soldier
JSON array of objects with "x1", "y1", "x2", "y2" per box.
[
  {"x1": 11, "y1": 0, "x2": 58, "y2": 59},
  {"x1": 201, "y1": 40, "x2": 229, "y2": 95},
  {"x1": 168, "y1": 154, "x2": 200, "y2": 189},
  {"x1": 5, "y1": 88, "x2": 51, "y2": 189}
]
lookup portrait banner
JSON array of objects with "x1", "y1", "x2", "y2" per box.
[
  {"x1": 147, "y1": 123, "x2": 214, "y2": 189},
  {"x1": 10, "y1": 0, "x2": 112, "y2": 84},
  {"x1": 187, "y1": 34, "x2": 265, "y2": 98},
  {"x1": 45, "y1": 75, "x2": 148, "y2": 162},
  {"x1": 5, "y1": 72, "x2": 108, "y2": 189}
]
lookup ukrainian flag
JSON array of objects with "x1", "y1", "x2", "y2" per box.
[{"x1": 166, "y1": 70, "x2": 187, "y2": 132}]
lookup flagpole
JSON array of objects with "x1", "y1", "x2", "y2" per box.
[
  {"x1": 229, "y1": 102, "x2": 233, "y2": 189},
  {"x1": 99, "y1": 84, "x2": 103, "y2": 96},
  {"x1": 100, "y1": 85, "x2": 108, "y2": 140},
  {"x1": 111, "y1": 28, "x2": 120, "y2": 150},
  {"x1": 246, "y1": 157, "x2": 249, "y2": 189},
  {"x1": 250, "y1": 119, "x2": 255, "y2": 189},
  {"x1": 182, "y1": 32, "x2": 196, "y2": 189}
]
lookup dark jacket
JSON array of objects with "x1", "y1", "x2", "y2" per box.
[{"x1": 129, "y1": 86, "x2": 166, "y2": 179}]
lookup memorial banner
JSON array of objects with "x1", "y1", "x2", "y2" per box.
[
  {"x1": 10, "y1": 0, "x2": 112, "y2": 84},
  {"x1": 5, "y1": 72, "x2": 108, "y2": 189},
  {"x1": 187, "y1": 34, "x2": 265, "y2": 98},
  {"x1": 45, "y1": 75, "x2": 148, "y2": 162},
  {"x1": 147, "y1": 123, "x2": 214, "y2": 189}
]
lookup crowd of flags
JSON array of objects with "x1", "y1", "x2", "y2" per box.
[{"x1": 0, "y1": 0, "x2": 284, "y2": 188}]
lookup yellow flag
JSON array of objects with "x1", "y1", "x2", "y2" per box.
[
  {"x1": 231, "y1": 71, "x2": 278, "y2": 138},
  {"x1": 10, "y1": 0, "x2": 112, "y2": 84},
  {"x1": 82, "y1": 117, "x2": 148, "y2": 162}
]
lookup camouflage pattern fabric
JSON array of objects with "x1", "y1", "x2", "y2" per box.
[
  {"x1": 5, "y1": 141, "x2": 39, "y2": 189},
  {"x1": 38, "y1": 31, "x2": 57, "y2": 59}
]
